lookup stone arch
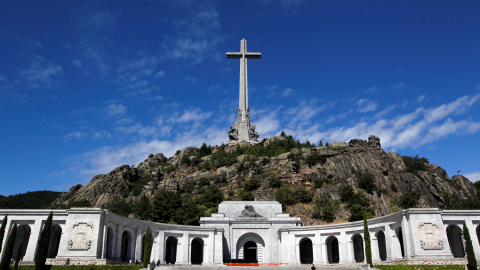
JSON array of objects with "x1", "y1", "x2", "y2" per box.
[
  {"x1": 120, "y1": 230, "x2": 133, "y2": 261},
  {"x1": 299, "y1": 238, "x2": 313, "y2": 264},
  {"x1": 326, "y1": 236, "x2": 339, "y2": 264},
  {"x1": 376, "y1": 231, "x2": 387, "y2": 261},
  {"x1": 13, "y1": 224, "x2": 31, "y2": 260},
  {"x1": 191, "y1": 238, "x2": 204, "y2": 265},
  {"x1": 47, "y1": 224, "x2": 62, "y2": 258},
  {"x1": 236, "y1": 233, "x2": 265, "y2": 264},
  {"x1": 165, "y1": 236, "x2": 178, "y2": 264},
  {"x1": 395, "y1": 226, "x2": 405, "y2": 258},
  {"x1": 352, "y1": 234, "x2": 364, "y2": 263},
  {"x1": 106, "y1": 226, "x2": 115, "y2": 259},
  {"x1": 447, "y1": 224, "x2": 465, "y2": 258}
]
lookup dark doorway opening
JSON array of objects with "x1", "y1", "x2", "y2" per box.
[
  {"x1": 244, "y1": 241, "x2": 257, "y2": 263},
  {"x1": 299, "y1": 238, "x2": 313, "y2": 264},
  {"x1": 191, "y1": 238, "x2": 204, "y2": 264}
]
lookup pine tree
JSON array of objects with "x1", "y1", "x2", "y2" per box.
[
  {"x1": 13, "y1": 241, "x2": 22, "y2": 270},
  {"x1": 0, "y1": 215, "x2": 7, "y2": 253},
  {"x1": 463, "y1": 221, "x2": 477, "y2": 270},
  {"x1": 0, "y1": 223, "x2": 17, "y2": 270},
  {"x1": 143, "y1": 228, "x2": 152, "y2": 268},
  {"x1": 364, "y1": 215, "x2": 372, "y2": 267},
  {"x1": 34, "y1": 212, "x2": 53, "y2": 270}
]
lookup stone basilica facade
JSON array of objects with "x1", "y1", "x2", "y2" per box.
[{"x1": 1, "y1": 201, "x2": 480, "y2": 266}]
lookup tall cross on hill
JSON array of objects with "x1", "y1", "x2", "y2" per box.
[{"x1": 226, "y1": 39, "x2": 261, "y2": 143}]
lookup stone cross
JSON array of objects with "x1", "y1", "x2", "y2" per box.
[{"x1": 226, "y1": 39, "x2": 260, "y2": 143}]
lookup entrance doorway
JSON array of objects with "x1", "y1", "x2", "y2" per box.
[{"x1": 244, "y1": 241, "x2": 257, "y2": 263}]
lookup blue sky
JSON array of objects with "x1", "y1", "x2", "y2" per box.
[{"x1": 1, "y1": 0, "x2": 480, "y2": 195}]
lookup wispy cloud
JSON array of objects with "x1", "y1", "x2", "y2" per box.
[
  {"x1": 356, "y1": 98, "x2": 377, "y2": 112},
  {"x1": 19, "y1": 55, "x2": 63, "y2": 88},
  {"x1": 105, "y1": 103, "x2": 127, "y2": 116}
]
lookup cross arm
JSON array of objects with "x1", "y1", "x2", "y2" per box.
[{"x1": 226, "y1": 52, "x2": 242, "y2": 59}]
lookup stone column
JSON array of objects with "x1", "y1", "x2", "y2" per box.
[
  {"x1": 24, "y1": 220, "x2": 42, "y2": 261},
  {"x1": 339, "y1": 231, "x2": 348, "y2": 264},
  {"x1": 116, "y1": 225, "x2": 123, "y2": 261},
  {"x1": 101, "y1": 224, "x2": 108, "y2": 259},
  {"x1": 371, "y1": 232, "x2": 380, "y2": 262},
  {"x1": 314, "y1": 232, "x2": 322, "y2": 264},
  {"x1": 401, "y1": 214, "x2": 410, "y2": 259},
  {"x1": 156, "y1": 231, "x2": 164, "y2": 264},
  {"x1": 135, "y1": 229, "x2": 143, "y2": 261},
  {"x1": 347, "y1": 238, "x2": 354, "y2": 263}
]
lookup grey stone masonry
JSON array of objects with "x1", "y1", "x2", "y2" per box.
[{"x1": 227, "y1": 39, "x2": 260, "y2": 144}]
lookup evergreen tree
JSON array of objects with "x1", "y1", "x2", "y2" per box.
[
  {"x1": 0, "y1": 215, "x2": 6, "y2": 253},
  {"x1": 463, "y1": 221, "x2": 477, "y2": 270},
  {"x1": 34, "y1": 212, "x2": 53, "y2": 270},
  {"x1": 0, "y1": 223, "x2": 17, "y2": 270},
  {"x1": 364, "y1": 215, "x2": 372, "y2": 267},
  {"x1": 142, "y1": 228, "x2": 152, "y2": 268},
  {"x1": 13, "y1": 241, "x2": 22, "y2": 270}
]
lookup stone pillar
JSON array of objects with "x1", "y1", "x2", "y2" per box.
[
  {"x1": 313, "y1": 232, "x2": 321, "y2": 264},
  {"x1": 135, "y1": 229, "x2": 143, "y2": 261},
  {"x1": 157, "y1": 232, "x2": 164, "y2": 264},
  {"x1": 101, "y1": 224, "x2": 108, "y2": 259},
  {"x1": 339, "y1": 231, "x2": 348, "y2": 264},
  {"x1": 24, "y1": 220, "x2": 43, "y2": 261},
  {"x1": 347, "y1": 238, "x2": 354, "y2": 263},
  {"x1": 401, "y1": 214, "x2": 411, "y2": 259},
  {"x1": 116, "y1": 225, "x2": 123, "y2": 261},
  {"x1": 371, "y1": 232, "x2": 380, "y2": 262}
]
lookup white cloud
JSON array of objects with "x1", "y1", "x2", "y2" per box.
[
  {"x1": 393, "y1": 83, "x2": 406, "y2": 90},
  {"x1": 364, "y1": 86, "x2": 378, "y2": 94},
  {"x1": 282, "y1": 88, "x2": 294, "y2": 97},
  {"x1": 176, "y1": 109, "x2": 212, "y2": 123},
  {"x1": 356, "y1": 99, "x2": 377, "y2": 112},
  {"x1": 417, "y1": 95, "x2": 426, "y2": 103},
  {"x1": 20, "y1": 56, "x2": 62, "y2": 88},
  {"x1": 465, "y1": 172, "x2": 480, "y2": 182},
  {"x1": 155, "y1": 71, "x2": 165, "y2": 78},
  {"x1": 105, "y1": 104, "x2": 127, "y2": 116}
]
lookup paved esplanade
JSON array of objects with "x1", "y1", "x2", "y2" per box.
[{"x1": 227, "y1": 39, "x2": 260, "y2": 143}]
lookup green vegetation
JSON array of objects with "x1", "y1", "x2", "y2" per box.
[
  {"x1": 14, "y1": 241, "x2": 22, "y2": 270},
  {"x1": 0, "y1": 215, "x2": 6, "y2": 253},
  {"x1": 401, "y1": 155, "x2": 429, "y2": 174},
  {"x1": 312, "y1": 192, "x2": 337, "y2": 222},
  {"x1": 397, "y1": 191, "x2": 421, "y2": 209},
  {"x1": 364, "y1": 215, "x2": 372, "y2": 267},
  {"x1": 295, "y1": 186, "x2": 312, "y2": 203},
  {"x1": 142, "y1": 228, "x2": 152, "y2": 268},
  {"x1": 305, "y1": 152, "x2": 327, "y2": 168},
  {"x1": 275, "y1": 186, "x2": 298, "y2": 210},
  {"x1": 35, "y1": 212, "x2": 53, "y2": 270},
  {"x1": 353, "y1": 170, "x2": 377, "y2": 194},
  {"x1": 441, "y1": 182, "x2": 480, "y2": 210},
  {"x1": 339, "y1": 185, "x2": 374, "y2": 221},
  {"x1": 374, "y1": 265, "x2": 466, "y2": 270},
  {"x1": 463, "y1": 221, "x2": 477, "y2": 270},
  {"x1": 0, "y1": 191, "x2": 62, "y2": 209},
  {"x1": 0, "y1": 223, "x2": 16, "y2": 270},
  {"x1": 268, "y1": 176, "x2": 282, "y2": 188},
  {"x1": 152, "y1": 189, "x2": 182, "y2": 223}
]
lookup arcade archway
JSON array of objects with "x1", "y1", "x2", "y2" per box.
[
  {"x1": 191, "y1": 238, "x2": 204, "y2": 264},
  {"x1": 447, "y1": 225, "x2": 465, "y2": 258},
  {"x1": 47, "y1": 225, "x2": 62, "y2": 258},
  {"x1": 376, "y1": 231, "x2": 387, "y2": 261},
  {"x1": 236, "y1": 233, "x2": 265, "y2": 264},
  {"x1": 165, "y1": 236, "x2": 178, "y2": 264},
  {"x1": 326, "y1": 236, "x2": 339, "y2": 264},
  {"x1": 299, "y1": 238, "x2": 313, "y2": 264},
  {"x1": 352, "y1": 234, "x2": 364, "y2": 263},
  {"x1": 13, "y1": 224, "x2": 31, "y2": 260}
]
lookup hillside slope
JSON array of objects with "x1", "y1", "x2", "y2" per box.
[{"x1": 52, "y1": 135, "x2": 477, "y2": 225}]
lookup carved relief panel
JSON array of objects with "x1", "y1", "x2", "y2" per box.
[
  {"x1": 68, "y1": 222, "x2": 94, "y2": 250},
  {"x1": 418, "y1": 222, "x2": 443, "y2": 250}
]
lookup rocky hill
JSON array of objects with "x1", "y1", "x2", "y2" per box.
[{"x1": 51, "y1": 135, "x2": 478, "y2": 225}]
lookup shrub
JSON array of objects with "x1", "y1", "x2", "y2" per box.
[
  {"x1": 0, "y1": 215, "x2": 6, "y2": 253},
  {"x1": 35, "y1": 212, "x2": 53, "y2": 270},
  {"x1": 244, "y1": 179, "x2": 260, "y2": 191},
  {"x1": 0, "y1": 223, "x2": 16, "y2": 270},
  {"x1": 463, "y1": 221, "x2": 477, "y2": 270},
  {"x1": 295, "y1": 186, "x2": 312, "y2": 203},
  {"x1": 305, "y1": 152, "x2": 327, "y2": 168},
  {"x1": 197, "y1": 177, "x2": 210, "y2": 186},
  {"x1": 340, "y1": 185, "x2": 355, "y2": 203},
  {"x1": 276, "y1": 186, "x2": 298, "y2": 210},
  {"x1": 398, "y1": 191, "x2": 421, "y2": 209},
  {"x1": 164, "y1": 164, "x2": 175, "y2": 174},
  {"x1": 354, "y1": 170, "x2": 377, "y2": 194},
  {"x1": 199, "y1": 185, "x2": 224, "y2": 208},
  {"x1": 173, "y1": 203, "x2": 204, "y2": 225},
  {"x1": 268, "y1": 176, "x2": 282, "y2": 188},
  {"x1": 402, "y1": 155, "x2": 429, "y2": 174},
  {"x1": 239, "y1": 190, "x2": 254, "y2": 201},
  {"x1": 142, "y1": 228, "x2": 152, "y2": 268}
]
